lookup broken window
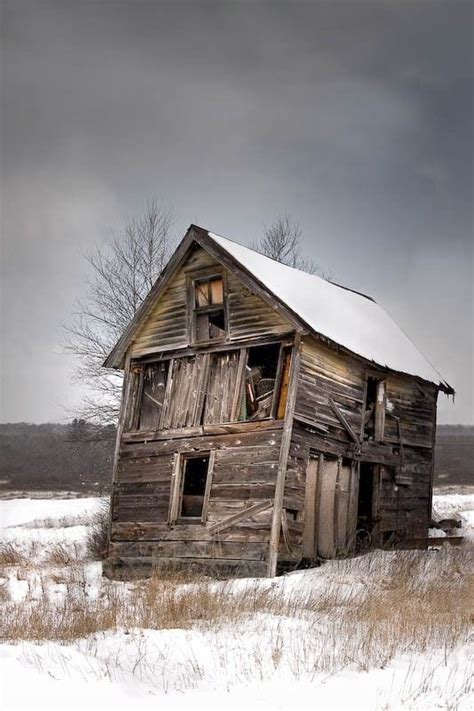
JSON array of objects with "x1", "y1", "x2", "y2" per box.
[
  {"x1": 363, "y1": 376, "x2": 385, "y2": 441},
  {"x1": 192, "y1": 275, "x2": 226, "y2": 343},
  {"x1": 132, "y1": 342, "x2": 293, "y2": 432},
  {"x1": 239, "y1": 344, "x2": 290, "y2": 421},
  {"x1": 169, "y1": 453, "x2": 214, "y2": 524}
]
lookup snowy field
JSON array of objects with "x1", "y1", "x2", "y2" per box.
[{"x1": 1, "y1": 491, "x2": 473, "y2": 711}]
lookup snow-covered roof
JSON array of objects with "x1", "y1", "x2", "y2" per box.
[{"x1": 208, "y1": 231, "x2": 451, "y2": 390}]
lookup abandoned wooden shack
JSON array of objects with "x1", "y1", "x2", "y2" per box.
[{"x1": 103, "y1": 224, "x2": 454, "y2": 578}]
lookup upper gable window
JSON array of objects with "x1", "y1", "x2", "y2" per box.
[{"x1": 191, "y1": 273, "x2": 226, "y2": 343}]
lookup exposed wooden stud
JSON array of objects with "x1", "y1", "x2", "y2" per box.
[
  {"x1": 328, "y1": 397, "x2": 361, "y2": 448},
  {"x1": 267, "y1": 333, "x2": 302, "y2": 577}
]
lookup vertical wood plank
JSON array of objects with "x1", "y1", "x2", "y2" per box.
[
  {"x1": 230, "y1": 348, "x2": 248, "y2": 422},
  {"x1": 201, "y1": 450, "x2": 216, "y2": 522},
  {"x1": 167, "y1": 452, "x2": 182, "y2": 525},
  {"x1": 159, "y1": 358, "x2": 174, "y2": 429},
  {"x1": 317, "y1": 456, "x2": 338, "y2": 559},
  {"x1": 267, "y1": 333, "x2": 301, "y2": 577},
  {"x1": 346, "y1": 461, "x2": 358, "y2": 553},
  {"x1": 375, "y1": 379, "x2": 386, "y2": 442},
  {"x1": 303, "y1": 456, "x2": 318, "y2": 558}
]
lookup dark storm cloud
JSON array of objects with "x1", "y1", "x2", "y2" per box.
[{"x1": 1, "y1": 1, "x2": 472, "y2": 423}]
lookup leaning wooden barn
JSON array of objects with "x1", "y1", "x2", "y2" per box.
[{"x1": 103, "y1": 225, "x2": 454, "y2": 578}]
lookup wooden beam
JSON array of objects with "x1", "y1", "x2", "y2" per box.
[
  {"x1": 200, "y1": 450, "x2": 216, "y2": 523},
  {"x1": 208, "y1": 499, "x2": 273, "y2": 536},
  {"x1": 267, "y1": 333, "x2": 302, "y2": 577},
  {"x1": 106, "y1": 351, "x2": 132, "y2": 555},
  {"x1": 230, "y1": 348, "x2": 248, "y2": 422},
  {"x1": 132, "y1": 332, "x2": 296, "y2": 363},
  {"x1": 167, "y1": 452, "x2": 182, "y2": 525},
  {"x1": 328, "y1": 397, "x2": 360, "y2": 448}
]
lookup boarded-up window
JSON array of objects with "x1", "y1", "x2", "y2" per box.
[
  {"x1": 202, "y1": 350, "x2": 243, "y2": 424},
  {"x1": 138, "y1": 362, "x2": 169, "y2": 430},
  {"x1": 161, "y1": 355, "x2": 209, "y2": 429}
]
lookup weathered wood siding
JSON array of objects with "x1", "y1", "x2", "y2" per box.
[
  {"x1": 130, "y1": 244, "x2": 290, "y2": 358},
  {"x1": 294, "y1": 337, "x2": 366, "y2": 455},
  {"x1": 282, "y1": 336, "x2": 437, "y2": 561},
  {"x1": 109, "y1": 424, "x2": 283, "y2": 575}
]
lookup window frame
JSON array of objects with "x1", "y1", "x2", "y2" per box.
[
  {"x1": 186, "y1": 268, "x2": 228, "y2": 345},
  {"x1": 168, "y1": 450, "x2": 215, "y2": 525},
  {"x1": 362, "y1": 373, "x2": 386, "y2": 443}
]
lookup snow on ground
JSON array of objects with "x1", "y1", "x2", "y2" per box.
[
  {"x1": 1, "y1": 491, "x2": 473, "y2": 711},
  {"x1": 1, "y1": 640, "x2": 471, "y2": 711},
  {"x1": 1, "y1": 496, "x2": 106, "y2": 564},
  {"x1": 432, "y1": 491, "x2": 474, "y2": 541},
  {"x1": 1, "y1": 496, "x2": 104, "y2": 528}
]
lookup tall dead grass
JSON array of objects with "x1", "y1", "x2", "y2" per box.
[
  {"x1": 1, "y1": 547, "x2": 472, "y2": 678},
  {"x1": 86, "y1": 499, "x2": 110, "y2": 560}
]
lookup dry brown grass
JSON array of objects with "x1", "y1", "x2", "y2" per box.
[
  {"x1": 44, "y1": 543, "x2": 82, "y2": 566},
  {"x1": 0, "y1": 543, "x2": 29, "y2": 567},
  {"x1": 86, "y1": 500, "x2": 110, "y2": 561},
  {"x1": 1, "y1": 547, "x2": 472, "y2": 676}
]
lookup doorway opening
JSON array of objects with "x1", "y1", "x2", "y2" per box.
[{"x1": 356, "y1": 462, "x2": 376, "y2": 550}]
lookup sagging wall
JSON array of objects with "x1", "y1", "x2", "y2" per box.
[
  {"x1": 108, "y1": 424, "x2": 283, "y2": 577},
  {"x1": 279, "y1": 336, "x2": 438, "y2": 562}
]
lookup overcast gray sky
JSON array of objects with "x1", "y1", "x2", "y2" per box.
[{"x1": 1, "y1": 0, "x2": 472, "y2": 424}]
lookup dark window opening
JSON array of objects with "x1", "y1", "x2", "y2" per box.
[
  {"x1": 357, "y1": 462, "x2": 375, "y2": 533},
  {"x1": 138, "y1": 361, "x2": 169, "y2": 431},
  {"x1": 363, "y1": 377, "x2": 377, "y2": 440},
  {"x1": 241, "y1": 344, "x2": 281, "y2": 421},
  {"x1": 363, "y1": 376, "x2": 385, "y2": 441},
  {"x1": 179, "y1": 455, "x2": 210, "y2": 519},
  {"x1": 193, "y1": 275, "x2": 226, "y2": 343}
]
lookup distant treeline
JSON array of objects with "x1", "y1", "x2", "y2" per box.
[
  {"x1": 434, "y1": 425, "x2": 473, "y2": 486},
  {"x1": 0, "y1": 420, "x2": 115, "y2": 493},
  {"x1": 0, "y1": 422, "x2": 472, "y2": 494}
]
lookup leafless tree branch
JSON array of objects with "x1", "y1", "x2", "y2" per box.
[
  {"x1": 63, "y1": 200, "x2": 176, "y2": 426},
  {"x1": 252, "y1": 214, "x2": 330, "y2": 278}
]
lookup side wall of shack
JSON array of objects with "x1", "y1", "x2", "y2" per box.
[{"x1": 279, "y1": 336, "x2": 438, "y2": 563}]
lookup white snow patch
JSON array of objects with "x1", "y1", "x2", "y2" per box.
[{"x1": 1, "y1": 493, "x2": 473, "y2": 710}]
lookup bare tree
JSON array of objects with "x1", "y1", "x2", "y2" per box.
[
  {"x1": 64, "y1": 201, "x2": 175, "y2": 425},
  {"x1": 252, "y1": 215, "x2": 327, "y2": 277}
]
